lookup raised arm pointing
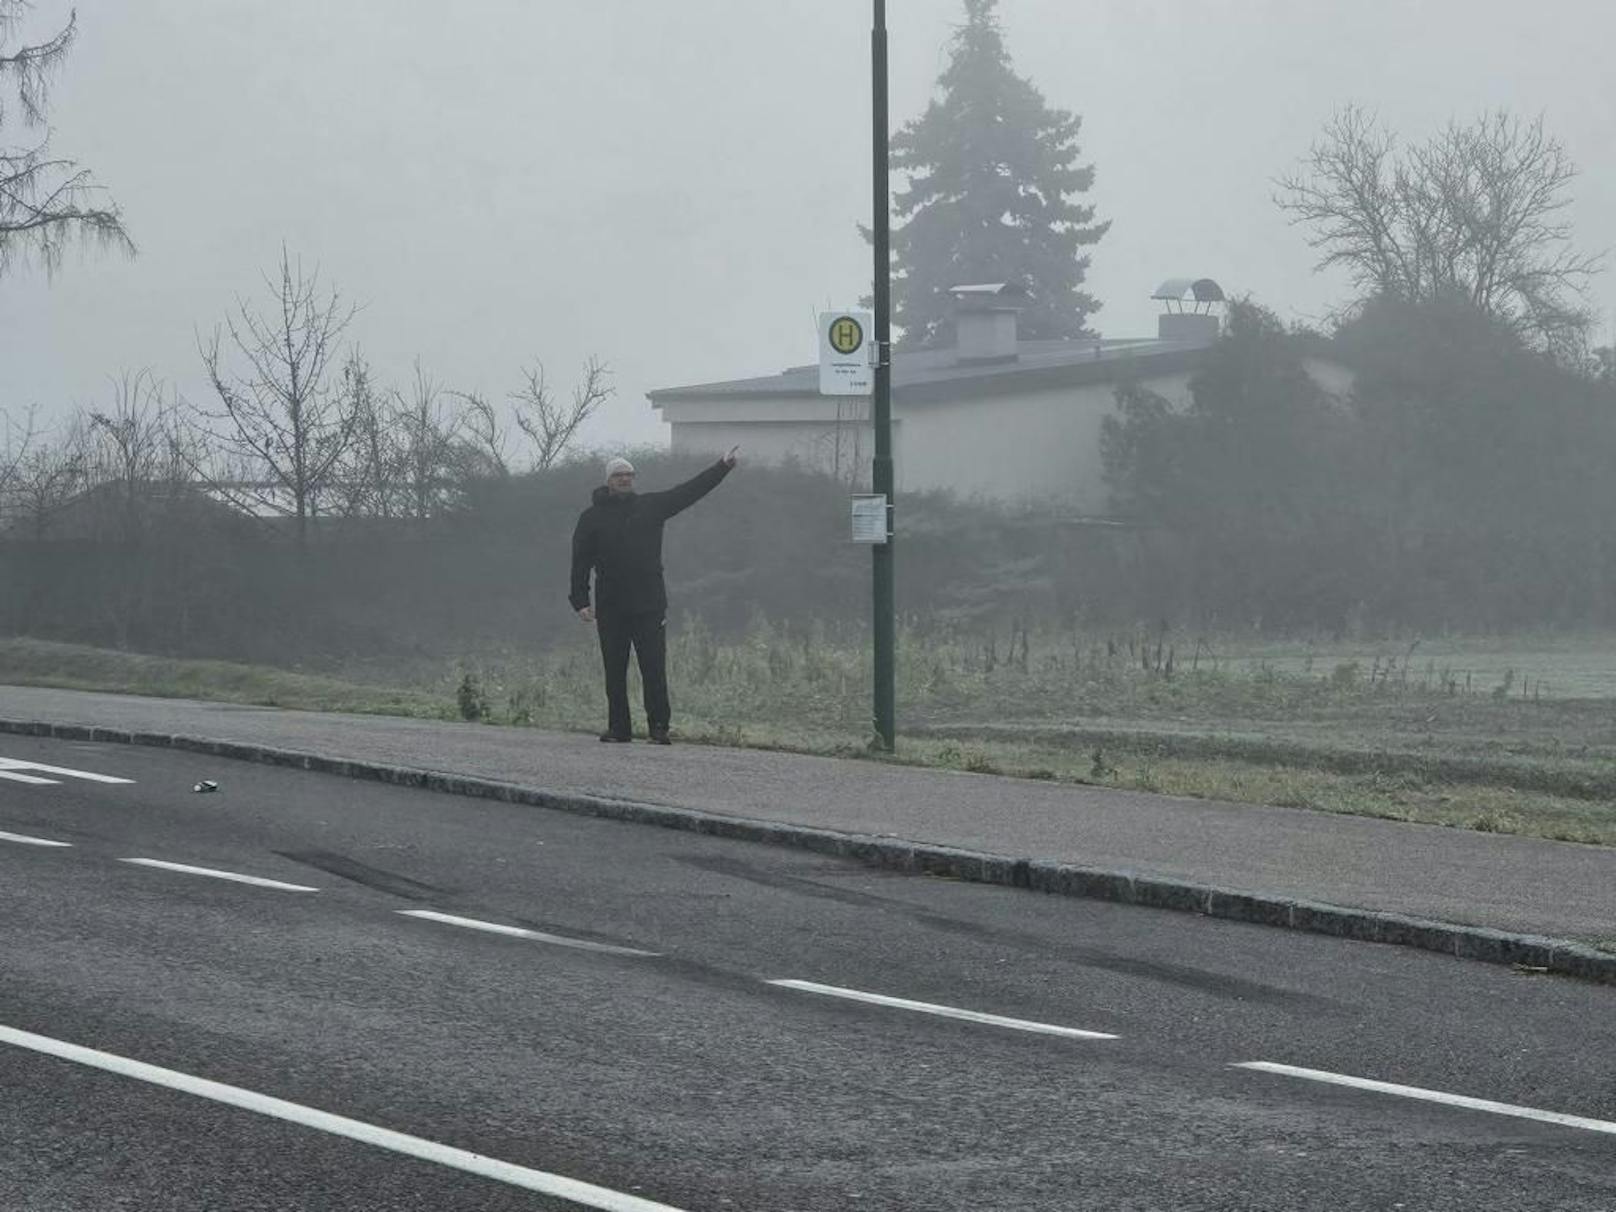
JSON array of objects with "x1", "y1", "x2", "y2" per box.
[{"x1": 655, "y1": 447, "x2": 739, "y2": 518}]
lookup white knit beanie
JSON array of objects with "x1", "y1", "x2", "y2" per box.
[{"x1": 604, "y1": 456, "x2": 635, "y2": 477}]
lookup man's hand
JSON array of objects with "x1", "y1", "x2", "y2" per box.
[
  {"x1": 723, "y1": 445, "x2": 740, "y2": 468},
  {"x1": 577, "y1": 606, "x2": 595, "y2": 623}
]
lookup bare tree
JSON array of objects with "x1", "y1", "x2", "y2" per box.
[
  {"x1": 328, "y1": 350, "x2": 400, "y2": 519},
  {"x1": 451, "y1": 390, "x2": 511, "y2": 480},
  {"x1": 824, "y1": 396, "x2": 869, "y2": 489},
  {"x1": 397, "y1": 359, "x2": 462, "y2": 519},
  {"x1": 4, "y1": 410, "x2": 86, "y2": 539},
  {"x1": 195, "y1": 247, "x2": 359, "y2": 545},
  {"x1": 86, "y1": 369, "x2": 178, "y2": 525},
  {"x1": 509, "y1": 356, "x2": 614, "y2": 471},
  {"x1": 0, "y1": 3, "x2": 133, "y2": 279},
  {"x1": 1277, "y1": 107, "x2": 1604, "y2": 355},
  {"x1": 0, "y1": 402, "x2": 37, "y2": 521},
  {"x1": 75, "y1": 371, "x2": 187, "y2": 646},
  {"x1": 313, "y1": 353, "x2": 464, "y2": 521}
]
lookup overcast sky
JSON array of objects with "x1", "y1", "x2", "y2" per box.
[{"x1": 4, "y1": 0, "x2": 1614, "y2": 453}]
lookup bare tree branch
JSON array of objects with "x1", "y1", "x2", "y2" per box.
[
  {"x1": 1, "y1": 406, "x2": 87, "y2": 539},
  {"x1": 191, "y1": 246, "x2": 359, "y2": 545},
  {"x1": 0, "y1": 400, "x2": 40, "y2": 523},
  {"x1": 509, "y1": 356, "x2": 614, "y2": 471},
  {"x1": 451, "y1": 390, "x2": 510, "y2": 480},
  {"x1": 0, "y1": 1, "x2": 74, "y2": 128},
  {"x1": 398, "y1": 358, "x2": 462, "y2": 519},
  {"x1": 1276, "y1": 107, "x2": 1604, "y2": 354},
  {"x1": 0, "y1": 4, "x2": 133, "y2": 277}
]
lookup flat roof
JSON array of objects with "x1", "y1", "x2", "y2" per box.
[{"x1": 648, "y1": 335, "x2": 1215, "y2": 408}]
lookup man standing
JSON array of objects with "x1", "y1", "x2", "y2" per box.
[{"x1": 569, "y1": 447, "x2": 739, "y2": 743}]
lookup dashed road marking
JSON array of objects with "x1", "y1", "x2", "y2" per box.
[
  {"x1": 0, "y1": 830, "x2": 73, "y2": 847},
  {"x1": 398, "y1": 910, "x2": 659, "y2": 957},
  {"x1": 0, "y1": 1022, "x2": 693, "y2": 1212},
  {"x1": 766, "y1": 979, "x2": 1119, "y2": 1040},
  {"x1": 1234, "y1": 1061, "x2": 1616, "y2": 1137},
  {"x1": 120, "y1": 858, "x2": 319, "y2": 892},
  {"x1": 0, "y1": 770, "x2": 60, "y2": 785},
  {"x1": 0, "y1": 757, "x2": 134, "y2": 785}
]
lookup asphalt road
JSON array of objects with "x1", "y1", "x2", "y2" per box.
[
  {"x1": 9, "y1": 685, "x2": 1615, "y2": 947},
  {"x1": 2, "y1": 735, "x2": 1613, "y2": 1211}
]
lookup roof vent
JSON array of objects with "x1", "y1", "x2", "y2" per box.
[
  {"x1": 949, "y1": 282, "x2": 1027, "y2": 364},
  {"x1": 1151, "y1": 278, "x2": 1225, "y2": 345}
]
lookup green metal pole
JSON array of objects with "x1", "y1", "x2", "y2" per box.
[{"x1": 871, "y1": 0, "x2": 896, "y2": 751}]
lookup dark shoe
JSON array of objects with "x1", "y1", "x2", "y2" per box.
[
  {"x1": 648, "y1": 727, "x2": 672, "y2": 746},
  {"x1": 599, "y1": 732, "x2": 632, "y2": 743}
]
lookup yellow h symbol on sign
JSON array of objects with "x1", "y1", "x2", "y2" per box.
[{"x1": 830, "y1": 316, "x2": 863, "y2": 355}]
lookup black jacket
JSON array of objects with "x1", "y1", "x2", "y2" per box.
[{"x1": 568, "y1": 460, "x2": 731, "y2": 617}]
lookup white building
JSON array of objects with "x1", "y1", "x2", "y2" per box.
[{"x1": 649, "y1": 281, "x2": 1238, "y2": 513}]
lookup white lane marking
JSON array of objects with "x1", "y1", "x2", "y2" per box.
[
  {"x1": 767, "y1": 980, "x2": 1118, "y2": 1040},
  {"x1": 0, "y1": 830, "x2": 73, "y2": 847},
  {"x1": 0, "y1": 770, "x2": 60, "y2": 785},
  {"x1": 120, "y1": 858, "x2": 320, "y2": 893},
  {"x1": 1234, "y1": 1062, "x2": 1616, "y2": 1137},
  {"x1": 0, "y1": 1023, "x2": 692, "y2": 1212},
  {"x1": 398, "y1": 910, "x2": 659, "y2": 957},
  {"x1": 0, "y1": 758, "x2": 134, "y2": 785}
]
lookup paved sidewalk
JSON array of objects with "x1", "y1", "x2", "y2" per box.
[{"x1": 3, "y1": 685, "x2": 1613, "y2": 981}]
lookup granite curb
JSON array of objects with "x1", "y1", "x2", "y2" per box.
[{"x1": 6, "y1": 716, "x2": 1612, "y2": 986}]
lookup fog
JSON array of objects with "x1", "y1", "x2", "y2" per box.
[{"x1": 4, "y1": 0, "x2": 1614, "y2": 447}]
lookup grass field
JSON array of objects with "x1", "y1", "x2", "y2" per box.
[{"x1": 4, "y1": 623, "x2": 1616, "y2": 847}]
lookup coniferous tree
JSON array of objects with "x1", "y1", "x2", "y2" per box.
[{"x1": 886, "y1": 0, "x2": 1108, "y2": 348}]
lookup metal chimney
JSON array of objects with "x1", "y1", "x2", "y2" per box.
[
  {"x1": 949, "y1": 282, "x2": 1027, "y2": 364},
  {"x1": 1152, "y1": 277, "x2": 1225, "y2": 344}
]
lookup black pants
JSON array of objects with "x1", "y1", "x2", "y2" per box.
[{"x1": 596, "y1": 611, "x2": 669, "y2": 737}]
